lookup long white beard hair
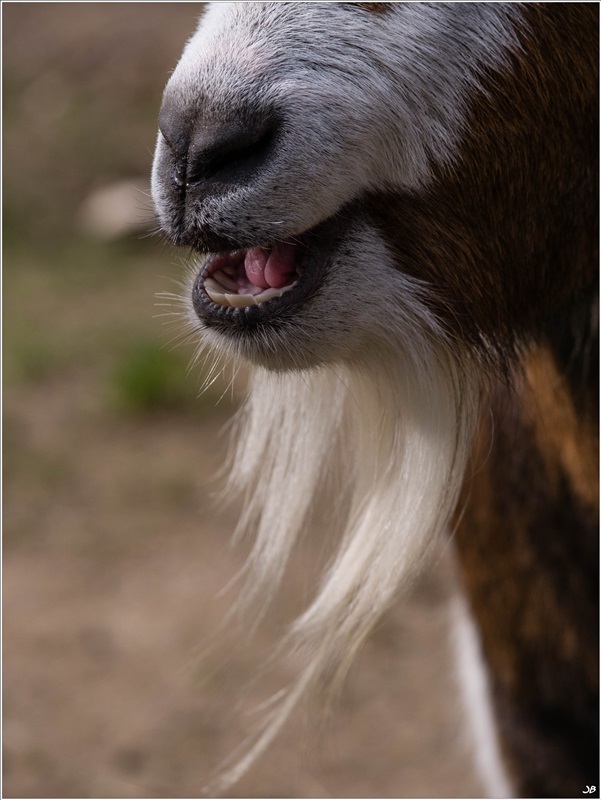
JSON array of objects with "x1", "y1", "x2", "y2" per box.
[{"x1": 201, "y1": 271, "x2": 484, "y2": 791}]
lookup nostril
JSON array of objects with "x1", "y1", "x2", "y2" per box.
[
  {"x1": 172, "y1": 159, "x2": 187, "y2": 189},
  {"x1": 186, "y1": 116, "x2": 280, "y2": 185},
  {"x1": 158, "y1": 93, "x2": 282, "y2": 191}
]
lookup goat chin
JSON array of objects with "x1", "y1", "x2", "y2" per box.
[{"x1": 197, "y1": 275, "x2": 483, "y2": 791}]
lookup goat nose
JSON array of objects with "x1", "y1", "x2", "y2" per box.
[{"x1": 158, "y1": 99, "x2": 280, "y2": 189}]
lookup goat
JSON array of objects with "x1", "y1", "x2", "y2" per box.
[{"x1": 151, "y1": 3, "x2": 598, "y2": 797}]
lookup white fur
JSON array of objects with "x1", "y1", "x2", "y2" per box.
[{"x1": 452, "y1": 596, "x2": 514, "y2": 798}]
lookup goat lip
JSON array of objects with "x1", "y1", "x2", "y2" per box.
[
  {"x1": 192, "y1": 256, "x2": 310, "y2": 324},
  {"x1": 192, "y1": 236, "x2": 319, "y2": 324},
  {"x1": 190, "y1": 208, "x2": 355, "y2": 329}
]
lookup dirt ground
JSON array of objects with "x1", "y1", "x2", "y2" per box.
[{"x1": 4, "y1": 4, "x2": 484, "y2": 798}]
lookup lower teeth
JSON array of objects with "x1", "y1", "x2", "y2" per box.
[{"x1": 205, "y1": 281, "x2": 297, "y2": 308}]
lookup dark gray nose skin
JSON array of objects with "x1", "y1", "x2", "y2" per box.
[
  {"x1": 158, "y1": 94, "x2": 282, "y2": 191},
  {"x1": 155, "y1": 92, "x2": 283, "y2": 250}
]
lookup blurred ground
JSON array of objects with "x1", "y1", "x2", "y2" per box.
[{"x1": 4, "y1": 4, "x2": 483, "y2": 798}]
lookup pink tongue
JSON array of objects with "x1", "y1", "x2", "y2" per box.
[{"x1": 244, "y1": 243, "x2": 297, "y2": 289}]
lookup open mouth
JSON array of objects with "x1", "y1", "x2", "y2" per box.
[
  {"x1": 201, "y1": 242, "x2": 301, "y2": 308},
  {"x1": 190, "y1": 210, "x2": 351, "y2": 329},
  {"x1": 192, "y1": 238, "x2": 314, "y2": 324}
]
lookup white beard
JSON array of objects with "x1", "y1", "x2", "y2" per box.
[{"x1": 206, "y1": 274, "x2": 483, "y2": 790}]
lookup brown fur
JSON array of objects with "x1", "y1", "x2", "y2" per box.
[
  {"x1": 362, "y1": 5, "x2": 598, "y2": 795},
  {"x1": 365, "y1": 5, "x2": 597, "y2": 365},
  {"x1": 352, "y1": 3, "x2": 391, "y2": 13},
  {"x1": 454, "y1": 348, "x2": 598, "y2": 798},
  {"x1": 523, "y1": 344, "x2": 598, "y2": 510}
]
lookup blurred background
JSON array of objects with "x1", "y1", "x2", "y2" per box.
[{"x1": 4, "y1": 4, "x2": 483, "y2": 798}]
